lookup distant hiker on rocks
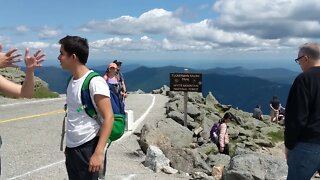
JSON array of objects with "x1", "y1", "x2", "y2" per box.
[
  {"x1": 0, "y1": 44, "x2": 45, "y2": 175},
  {"x1": 252, "y1": 105, "x2": 263, "y2": 120},
  {"x1": 269, "y1": 96, "x2": 282, "y2": 122},
  {"x1": 285, "y1": 42, "x2": 320, "y2": 180},
  {"x1": 218, "y1": 112, "x2": 233, "y2": 155},
  {"x1": 58, "y1": 36, "x2": 114, "y2": 180}
]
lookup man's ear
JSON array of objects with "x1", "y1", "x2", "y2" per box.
[{"x1": 71, "y1": 54, "x2": 77, "y2": 60}]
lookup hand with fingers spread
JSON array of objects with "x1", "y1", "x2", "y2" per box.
[
  {"x1": 24, "y1": 48, "x2": 46, "y2": 70},
  {"x1": 0, "y1": 44, "x2": 22, "y2": 68},
  {"x1": 0, "y1": 44, "x2": 46, "y2": 98}
]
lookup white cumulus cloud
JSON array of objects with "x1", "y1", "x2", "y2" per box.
[
  {"x1": 7, "y1": 3, "x2": 320, "y2": 59},
  {"x1": 81, "y1": 8, "x2": 182, "y2": 35},
  {"x1": 19, "y1": 42, "x2": 50, "y2": 49},
  {"x1": 90, "y1": 36, "x2": 161, "y2": 51},
  {"x1": 16, "y1": 25, "x2": 30, "y2": 33},
  {"x1": 213, "y1": 0, "x2": 320, "y2": 39},
  {"x1": 39, "y1": 26, "x2": 61, "y2": 39}
]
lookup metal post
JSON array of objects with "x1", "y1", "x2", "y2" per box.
[{"x1": 184, "y1": 68, "x2": 188, "y2": 127}]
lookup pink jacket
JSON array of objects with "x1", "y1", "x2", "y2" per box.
[{"x1": 219, "y1": 123, "x2": 229, "y2": 148}]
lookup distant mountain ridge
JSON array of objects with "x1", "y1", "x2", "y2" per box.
[
  {"x1": 90, "y1": 63, "x2": 140, "y2": 73},
  {"x1": 202, "y1": 66, "x2": 298, "y2": 85},
  {"x1": 30, "y1": 65, "x2": 296, "y2": 113},
  {"x1": 124, "y1": 66, "x2": 291, "y2": 113}
]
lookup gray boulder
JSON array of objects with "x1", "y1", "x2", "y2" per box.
[
  {"x1": 144, "y1": 145, "x2": 170, "y2": 172},
  {"x1": 0, "y1": 67, "x2": 48, "y2": 92},
  {"x1": 139, "y1": 118, "x2": 193, "y2": 153},
  {"x1": 164, "y1": 147, "x2": 212, "y2": 174},
  {"x1": 223, "y1": 148, "x2": 287, "y2": 180}
]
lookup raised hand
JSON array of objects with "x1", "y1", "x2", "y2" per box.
[
  {"x1": 24, "y1": 48, "x2": 46, "y2": 70},
  {"x1": 0, "y1": 44, "x2": 22, "y2": 68}
]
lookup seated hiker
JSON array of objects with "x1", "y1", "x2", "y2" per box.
[{"x1": 252, "y1": 105, "x2": 263, "y2": 120}]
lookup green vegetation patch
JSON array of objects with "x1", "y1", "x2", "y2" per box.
[
  {"x1": 33, "y1": 86, "x2": 59, "y2": 98},
  {"x1": 267, "y1": 129, "x2": 284, "y2": 143}
]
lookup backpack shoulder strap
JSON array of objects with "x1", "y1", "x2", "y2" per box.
[
  {"x1": 105, "y1": 74, "x2": 109, "y2": 81},
  {"x1": 81, "y1": 71, "x2": 100, "y2": 120},
  {"x1": 66, "y1": 75, "x2": 73, "y2": 90}
]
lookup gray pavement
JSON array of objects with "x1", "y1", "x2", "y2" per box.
[
  {"x1": 105, "y1": 94, "x2": 189, "y2": 180},
  {"x1": 0, "y1": 93, "x2": 189, "y2": 180}
]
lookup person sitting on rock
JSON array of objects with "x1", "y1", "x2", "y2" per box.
[{"x1": 252, "y1": 105, "x2": 263, "y2": 120}]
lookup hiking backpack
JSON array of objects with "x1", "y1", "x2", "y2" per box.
[
  {"x1": 60, "y1": 71, "x2": 126, "y2": 151},
  {"x1": 81, "y1": 71, "x2": 126, "y2": 143},
  {"x1": 210, "y1": 122, "x2": 221, "y2": 144}
]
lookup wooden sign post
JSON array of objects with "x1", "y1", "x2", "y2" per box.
[{"x1": 170, "y1": 71, "x2": 202, "y2": 126}]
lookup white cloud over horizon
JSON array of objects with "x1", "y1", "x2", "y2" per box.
[
  {"x1": 0, "y1": 0, "x2": 319, "y2": 69},
  {"x1": 16, "y1": 25, "x2": 30, "y2": 34}
]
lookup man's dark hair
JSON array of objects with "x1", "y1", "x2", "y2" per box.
[{"x1": 59, "y1": 35, "x2": 89, "y2": 65}]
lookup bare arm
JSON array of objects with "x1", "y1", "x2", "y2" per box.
[
  {"x1": 89, "y1": 94, "x2": 114, "y2": 172},
  {"x1": 0, "y1": 46, "x2": 45, "y2": 98},
  {"x1": 120, "y1": 80, "x2": 127, "y2": 98},
  {"x1": 20, "y1": 48, "x2": 45, "y2": 97},
  {"x1": 269, "y1": 103, "x2": 277, "y2": 111},
  {"x1": 285, "y1": 147, "x2": 288, "y2": 161},
  {"x1": 121, "y1": 79, "x2": 127, "y2": 92}
]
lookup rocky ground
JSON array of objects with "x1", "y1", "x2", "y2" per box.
[{"x1": 138, "y1": 86, "x2": 290, "y2": 180}]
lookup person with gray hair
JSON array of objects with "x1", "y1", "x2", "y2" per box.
[{"x1": 285, "y1": 42, "x2": 320, "y2": 179}]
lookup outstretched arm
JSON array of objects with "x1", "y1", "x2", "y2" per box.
[
  {"x1": 20, "y1": 48, "x2": 45, "y2": 97},
  {"x1": 0, "y1": 46, "x2": 45, "y2": 98}
]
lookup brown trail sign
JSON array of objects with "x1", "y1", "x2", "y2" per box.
[
  {"x1": 170, "y1": 72, "x2": 202, "y2": 126},
  {"x1": 170, "y1": 73, "x2": 202, "y2": 92}
]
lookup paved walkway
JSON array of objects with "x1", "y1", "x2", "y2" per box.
[
  {"x1": 104, "y1": 94, "x2": 189, "y2": 180},
  {"x1": 0, "y1": 93, "x2": 188, "y2": 179}
]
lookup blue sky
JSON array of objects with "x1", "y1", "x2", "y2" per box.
[{"x1": 1, "y1": 0, "x2": 320, "y2": 71}]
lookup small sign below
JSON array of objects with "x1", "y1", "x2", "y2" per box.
[{"x1": 170, "y1": 73, "x2": 202, "y2": 92}]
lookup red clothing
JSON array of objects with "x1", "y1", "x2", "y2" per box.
[{"x1": 219, "y1": 123, "x2": 229, "y2": 148}]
